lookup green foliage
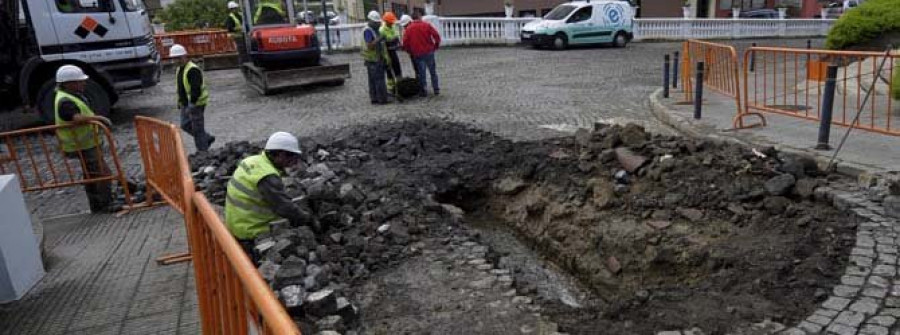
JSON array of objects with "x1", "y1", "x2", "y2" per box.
[
  {"x1": 825, "y1": 0, "x2": 900, "y2": 50},
  {"x1": 158, "y1": 0, "x2": 229, "y2": 31}
]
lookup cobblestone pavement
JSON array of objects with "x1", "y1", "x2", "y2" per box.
[
  {"x1": 1, "y1": 38, "x2": 825, "y2": 335},
  {"x1": 113, "y1": 39, "x2": 819, "y2": 151},
  {"x1": 0, "y1": 208, "x2": 198, "y2": 335}
]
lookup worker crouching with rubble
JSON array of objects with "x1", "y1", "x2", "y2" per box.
[{"x1": 225, "y1": 132, "x2": 318, "y2": 263}]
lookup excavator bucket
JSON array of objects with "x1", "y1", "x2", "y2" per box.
[{"x1": 241, "y1": 59, "x2": 350, "y2": 95}]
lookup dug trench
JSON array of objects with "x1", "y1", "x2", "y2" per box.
[{"x1": 190, "y1": 120, "x2": 857, "y2": 334}]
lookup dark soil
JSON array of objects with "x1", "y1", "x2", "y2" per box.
[{"x1": 191, "y1": 119, "x2": 856, "y2": 335}]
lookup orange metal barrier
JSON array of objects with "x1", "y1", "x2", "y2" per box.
[
  {"x1": 188, "y1": 192, "x2": 302, "y2": 335},
  {"x1": 133, "y1": 116, "x2": 301, "y2": 334},
  {"x1": 681, "y1": 40, "x2": 758, "y2": 129},
  {"x1": 742, "y1": 47, "x2": 899, "y2": 136},
  {"x1": 135, "y1": 116, "x2": 193, "y2": 264},
  {"x1": 0, "y1": 121, "x2": 133, "y2": 206},
  {"x1": 134, "y1": 116, "x2": 192, "y2": 213},
  {"x1": 155, "y1": 29, "x2": 237, "y2": 59}
]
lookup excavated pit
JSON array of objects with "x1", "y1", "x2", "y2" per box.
[{"x1": 191, "y1": 120, "x2": 856, "y2": 334}]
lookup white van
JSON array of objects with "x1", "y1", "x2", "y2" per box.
[{"x1": 520, "y1": 0, "x2": 635, "y2": 50}]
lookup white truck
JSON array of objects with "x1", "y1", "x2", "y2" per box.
[{"x1": 0, "y1": 0, "x2": 160, "y2": 122}]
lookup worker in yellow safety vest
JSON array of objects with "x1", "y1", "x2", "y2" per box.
[
  {"x1": 53, "y1": 65, "x2": 115, "y2": 213},
  {"x1": 226, "y1": 132, "x2": 316, "y2": 261},
  {"x1": 362, "y1": 10, "x2": 390, "y2": 104},
  {"x1": 380, "y1": 12, "x2": 403, "y2": 92},
  {"x1": 171, "y1": 44, "x2": 215, "y2": 152},
  {"x1": 225, "y1": 1, "x2": 248, "y2": 63},
  {"x1": 253, "y1": 0, "x2": 285, "y2": 25}
]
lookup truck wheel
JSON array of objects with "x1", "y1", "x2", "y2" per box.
[
  {"x1": 37, "y1": 79, "x2": 111, "y2": 124},
  {"x1": 552, "y1": 33, "x2": 568, "y2": 50},
  {"x1": 612, "y1": 32, "x2": 628, "y2": 48}
]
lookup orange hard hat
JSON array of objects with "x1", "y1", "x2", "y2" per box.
[{"x1": 383, "y1": 12, "x2": 397, "y2": 23}]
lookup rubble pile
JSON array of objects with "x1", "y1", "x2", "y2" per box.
[
  {"x1": 190, "y1": 120, "x2": 856, "y2": 334},
  {"x1": 189, "y1": 122, "x2": 506, "y2": 333}
]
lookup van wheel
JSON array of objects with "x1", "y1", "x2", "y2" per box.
[
  {"x1": 552, "y1": 33, "x2": 568, "y2": 50},
  {"x1": 612, "y1": 32, "x2": 628, "y2": 48},
  {"x1": 37, "y1": 78, "x2": 111, "y2": 124}
]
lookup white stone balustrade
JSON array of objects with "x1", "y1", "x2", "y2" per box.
[{"x1": 313, "y1": 17, "x2": 836, "y2": 51}]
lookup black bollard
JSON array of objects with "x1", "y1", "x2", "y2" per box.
[
  {"x1": 816, "y1": 65, "x2": 839, "y2": 150},
  {"x1": 673, "y1": 51, "x2": 680, "y2": 89},
  {"x1": 806, "y1": 39, "x2": 812, "y2": 63},
  {"x1": 749, "y1": 42, "x2": 757, "y2": 72},
  {"x1": 664, "y1": 54, "x2": 671, "y2": 98},
  {"x1": 694, "y1": 62, "x2": 704, "y2": 120},
  {"x1": 322, "y1": 0, "x2": 332, "y2": 52}
]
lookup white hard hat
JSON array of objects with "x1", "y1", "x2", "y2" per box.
[
  {"x1": 227, "y1": 1, "x2": 239, "y2": 9},
  {"x1": 169, "y1": 44, "x2": 187, "y2": 57},
  {"x1": 265, "y1": 132, "x2": 302, "y2": 154},
  {"x1": 399, "y1": 14, "x2": 412, "y2": 26},
  {"x1": 56, "y1": 65, "x2": 89, "y2": 83},
  {"x1": 367, "y1": 10, "x2": 381, "y2": 22}
]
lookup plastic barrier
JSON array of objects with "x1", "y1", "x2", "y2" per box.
[
  {"x1": 680, "y1": 40, "x2": 757, "y2": 128},
  {"x1": 0, "y1": 121, "x2": 133, "y2": 206},
  {"x1": 155, "y1": 29, "x2": 237, "y2": 59},
  {"x1": 742, "y1": 47, "x2": 899, "y2": 135},
  {"x1": 134, "y1": 116, "x2": 301, "y2": 334}
]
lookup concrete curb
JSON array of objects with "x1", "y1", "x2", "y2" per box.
[{"x1": 647, "y1": 87, "x2": 885, "y2": 179}]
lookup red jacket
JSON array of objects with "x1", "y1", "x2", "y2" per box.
[{"x1": 402, "y1": 20, "x2": 441, "y2": 58}]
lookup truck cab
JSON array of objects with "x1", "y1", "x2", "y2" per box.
[
  {"x1": 520, "y1": 0, "x2": 635, "y2": 50},
  {"x1": 0, "y1": 0, "x2": 160, "y2": 120}
]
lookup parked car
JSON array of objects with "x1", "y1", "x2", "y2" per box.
[
  {"x1": 819, "y1": 0, "x2": 863, "y2": 18},
  {"x1": 520, "y1": 0, "x2": 635, "y2": 50},
  {"x1": 737, "y1": 9, "x2": 781, "y2": 18}
]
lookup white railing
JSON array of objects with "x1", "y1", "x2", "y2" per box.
[
  {"x1": 438, "y1": 17, "x2": 534, "y2": 46},
  {"x1": 313, "y1": 17, "x2": 836, "y2": 51},
  {"x1": 633, "y1": 18, "x2": 835, "y2": 40}
]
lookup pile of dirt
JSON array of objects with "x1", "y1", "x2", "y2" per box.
[
  {"x1": 464, "y1": 124, "x2": 858, "y2": 334},
  {"x1": 190, "y1": 120, "x2": 856, "y2": 334}
]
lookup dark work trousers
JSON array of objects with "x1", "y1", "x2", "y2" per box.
[
  {"x1": 413, "y1": 52, "x2": 440, "y2": 95},
  {"x1": 180, "y1": 105, "x2": 212, "y2": 151},
  {"x1": 68, "y1": 147, "x2": 112, "y2": 213},
  {"x1": 233, "y1": 36, "x2": 249, "y2": 64},
  {"x1": 365, "y1": 61, "x2": 388, "y2": 104},
  {"x1": 385, "y1": 49, "x2": 403, "y2": 79},
  {"x1": 409, "y1": 54, "x2": 419, "y2": 78}
]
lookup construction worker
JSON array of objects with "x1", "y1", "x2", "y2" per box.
[
  {"x1": 53, "y1": 65, "x2": 114, "y2": 213},
  {"x1": 403, "y1": 12, "x2": 442, "y2": 97},
  {"x1": 226, "y1": 132, "x2": 316, "y2": 261},
  {"x1": 171, "y1": 44, "x2": 215, "y2": 152},
  {"x1": 380, "y1": 12, "x2": 402, "y2": 92},
  {"x1": 362, "y1": 10, "x2": 389, "y2": 104},
  {"x1": 398, "y1": 14, "x2": 417, "y2": 78},
  {"x1": 253, "y1": 0, "x2": 285, "y2": 25},
  {"x1": 225, "y1": 1, "x2": 248, "y2": 63}
]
